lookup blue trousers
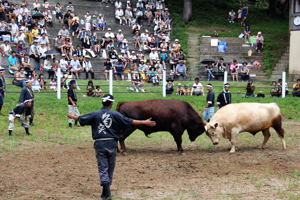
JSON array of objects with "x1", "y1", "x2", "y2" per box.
[
  {"x1": 202, "y1": 106, "x2": 215, "y2": 121},
  {"x1": 0, "y1": 92, "x2": 3, "y2": 105},
  {"x1": 94, "y1": 140, "x2": 117, "y2": 185}
]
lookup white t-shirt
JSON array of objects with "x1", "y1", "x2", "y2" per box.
[
  {"x1": 105, "y1": 32, "x2": 115, "y2": 39},
  {"x1": 192, "y1": 83, "x2": 203, "y2": 93}
]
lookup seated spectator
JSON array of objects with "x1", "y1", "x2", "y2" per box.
[
  {"x1": 94, "y1": 85, "x2": 103, "y2": 97},
  {"x1": 97, "y1": 14, "x2": 106, "y2": 31},
  {"x1": 172, "y1": 39, "x2": 181, "y2": 51},
  {"x1": 87, "y1": 80, "x2": 95, "y2": 96},
  {"x1": 114, "y1": 59, "x2": 125, "y2": 80},
  {"x1": 270, "y1": 81, "x2": 281, "y2": 97},
  {"x1": 20, "y1": 53, "x2": 33, "y2": 78},
  {"x1": 245, "y1": 80, "x2": 255, "y2": 97},
  {"x1": 228, "y1": 9, "x2": 236, "y2": 23},
  {"x1": 215, "y1": 57, "x2": 226, "y2": 73},
  {"x1": 292, "y1": 79, "x2": 300, "y2": 97},
  {"x1": 176, "y1": 83, "x2": 184, "y2": 95},
  {"x1": 191, "y1": 77, "x2": 204, "y2": 96},
  {"x1": 205, "y1": 62, "x2": 215, "y2": 81},
  {"x1": 230, "y1": 59, "x2": 239, "y2": 82},
  {"x1": 43, "y1": 55, "x2": 55, "y2": 79},
  {"x1": 29, "y1": 40, "x2": 42, "y2": 71},
  {"x1": 183, "y1": 85, "x2": 190, "y2": 96},
  {"x1": 82, "y1": 55, "x2": 94, "y2": 80},
  {"x1": 13, "y1": 68, "x2": 26, "y2": 88},
  {"x1": 59, "y1": 54, "x2": 69, "y2": 73},
  {"x1": 240, "y1": 62, "x2": 250, "y2": 81},
  {"x1": 70, "y1": 55, "x2": 82, "y2": 80},
  {"x1": 278, "y1": 78, "x2": 289, "y2": 96},
  {"x1": 31, "y1": 76, "x2": 41, "y2": 92},
  {"x1": 116, "y1": 29, "x2": 124, "y2": 47},
  {"x1": 0, "y1": 40, "x2": 12, "y2": 58},
  {"x1": 147, "y1": 67, "x2": 159, "y2": 86},
  {"x1": 133, "y1": 31, "x2": 141, "y2": 50},
  {"x1": 38, "y1": 74, "x2": 46, "y2": 90},
  {"x1": 8, "y1": 51, "x2": 19, "y2": 74},
  {"x1": 256, "y1": 32, "x2": 264, "y2": 53},
  {"x1": 58, "y1": 25, "x2": 70, "y2": 37},
  {"x1": 130, "y1": 73, "x2": 145, "y2": 92},
  {"x1": 115, "y1": 8, "x2": 124, "y2": 25},
  {"x1": 175, "y1": 60, "x2": 187, "y2": 80},
  {"x1": 244, "y1": 25, "x2": 251, "y2": 40},
  {"x1": 166, "y1": 78, "x2": 174, "y2": 94},
  {"x1": 55, "y1": 3, "x2": 63, "y2": 23},
  {"x1": 104, "y1": 28, "x2": 115, "y2": 44},
  {"x1": 49, "y1": 78, "x2": 57, "y2": 91}
]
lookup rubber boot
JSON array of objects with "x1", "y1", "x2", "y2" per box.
[
  {"x1": 25, "y1": 128, "x2": 31, "y2": 136},
  {"x1": 101, "y1": 183, "x2": 111, "y2": 200},
  {"x1": 29, "y1": 118, "x2": 34, "y2": 126},
  {"x1": 8, "y1": 130, "x2": 12, "y2": 136},
  {"x1": 69, "y1": 123, "x2": 72, "y2": 128}
]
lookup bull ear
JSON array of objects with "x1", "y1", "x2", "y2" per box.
[
  {"x1": 204, "y1": 125, "x2": 208, "y2": 132},
  {"x1": 214, "y1": 123, "x2": 218, "y2": 128}
]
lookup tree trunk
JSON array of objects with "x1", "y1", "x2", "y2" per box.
[
  {"x1": 183, "y1": 0, "x2": 192, "y2": 23},
  {"x1": 268, "y1": 0, "x2": 278, "y2": 15}
]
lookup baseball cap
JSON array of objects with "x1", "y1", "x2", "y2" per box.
[
  {"x1": 224, "y1": 83, "x2": 230, "y2": 87},
  {"x1": 0, "y1": 67, "x2": 5, "y2": 72},
  {"x1": 102, "y1": 94, "x2": 114, "y2": 102}
]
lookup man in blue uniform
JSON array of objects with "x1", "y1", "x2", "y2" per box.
[
  {"x1": 203, "y1": 83, "x2": 215, "y2": 122},
  {"x1": 67, "y1": 80, "x2": 80, "y2": 128},
  {"x1": 19, "y1": 80, "x2": 35, "y2": 125},
  {"x1": 217, "y1": 83, "x2": 232, "y2": 109},
  {"x1": 0, "y1": 67, "x2": 6, "y2": 114},
  {"x1": 8, "y1": 99, "x2": 32, "y2": 136},
  {"x1": 68, "y1": 94, "x2": 156, "y2": 200}
]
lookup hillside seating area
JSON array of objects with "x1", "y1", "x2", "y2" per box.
[{"x1": 0, "y1": 0, "x2": 187, "y2": 90}]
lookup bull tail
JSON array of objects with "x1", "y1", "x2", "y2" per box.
[{"x1": 116, "y1": 102, "x2": 125, "y2": 112}]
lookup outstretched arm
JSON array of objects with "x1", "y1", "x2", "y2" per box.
[
  {"x1": 68, "y1": 113, "x2": 79, "y2": 120},
  {"x1": 131, "y1": 118, "x2": 156, "y2": 127}
]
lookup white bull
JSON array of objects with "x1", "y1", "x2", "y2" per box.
[{"x1": 205, "y1": 103, "x2": 287, "y2": 153}]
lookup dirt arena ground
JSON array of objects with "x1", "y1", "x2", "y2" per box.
[{"x1": 0, "y1": 121, "x2": 300, "y2": 200}]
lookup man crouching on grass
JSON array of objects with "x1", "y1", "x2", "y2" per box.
[{"x1": 68, "y1": 94, "x2": 156, "y2": 200}]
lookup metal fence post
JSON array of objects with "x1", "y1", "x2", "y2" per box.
[
  {"x1": 162, "y1": 69, "x2": 166, "y2": 97},
  {"x1": 57, "y1": 67, "x2": 61, "y2": 100},
  {"x1": 282, "y1": 72, "x2": 286, "y2": 98},
  {"x1": 223, "y1": 71, "x2": 228, "y2": 84},
  {"x1": 109, "y1": 69, "x2": 113, "y2": 95}
]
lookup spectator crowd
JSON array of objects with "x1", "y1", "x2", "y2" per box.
[{"x1": 0, "y1": 0, "x2": 187, "y2": 92}]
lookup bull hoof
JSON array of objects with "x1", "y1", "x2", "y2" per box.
[{"x1": 229, "y1": 149, "x2": 236, "y2": 153}]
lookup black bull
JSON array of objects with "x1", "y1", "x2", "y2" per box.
[{"x1": 116, "y1": 99, "x2": 206, "y2": 152}]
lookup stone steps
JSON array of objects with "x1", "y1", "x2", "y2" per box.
[{"x1": 271, "y1": 47, "x2": 289, "y2": 80}]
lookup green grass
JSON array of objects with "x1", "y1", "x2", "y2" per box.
[
  {"x1": 167, "y1": 0, "x2": 289, "y2": 73},
  {"x1": 0, "y1": 79, "x2": 299, "y2": 154}
]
